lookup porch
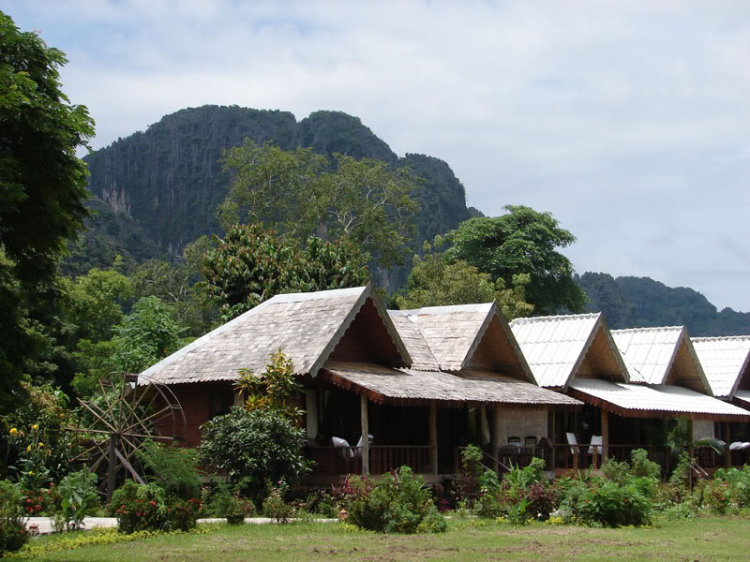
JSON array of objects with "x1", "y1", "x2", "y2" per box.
[{"x1": 301, "y1": 367, "x2": 582, "y2": 485}]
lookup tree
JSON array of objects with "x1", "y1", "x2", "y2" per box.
[
  {"x1": 131, "y1": 236, "x2": 216, "y2": 337},
  {"x1": 218, "y1": 141, "x2": 419, "y2": 268},
  {"x1": 0, "y1": 12, "x2": 94, "y2": 409},
  {"x1": 446, "y1": 206, "x2": 587, "y2": 314},
  {"x1": 202, "y1": 224, "x2": 369, "y2": 322},
  {"x1": 395, "y1": 237, "x2": 533, "y2": 319},
  {"x1": 110, "y1": 296, "x2": 184, "y2": 374},
  {"x1": 0, "y1": 12, "x2": 95, "y2": 284},
  {"x1": 59, "y1": 265, "x2": 134, "y2": 344},
  {"x1": 200, "y1": 408, "x2": 310, "y2": 505}
]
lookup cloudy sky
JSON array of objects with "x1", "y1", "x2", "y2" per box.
[{"x1": 5, "y1": 0, "x2": 750, "y2": 311}]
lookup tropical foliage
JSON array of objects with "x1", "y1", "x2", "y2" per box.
[
  {"x1": 447, "y1": 205, "x2": 587, "y2": 314},
  {"x1": 202, "y1": 224, "x2": 369, "y2": 321}
]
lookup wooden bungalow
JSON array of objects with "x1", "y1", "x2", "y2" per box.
[
  {"x1": 383, "y1": 304, "x2": 581, "y2": 474},
  {"x1": 692, "y1": 336, "x2": 750, "y2": 465},
  {"x1": 509, "y1": 315, "x2": 750, "y2": 473},
  {"x1": 139, "y1": 285, "x2": 581, "y2": 484}
]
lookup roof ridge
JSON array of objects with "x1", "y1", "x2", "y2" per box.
[
  {"x1": 612, "y1": 326, "x2": 685, "y2": 333},
  {"x1": 693, "y1": 335, "x2": 750, "y2": 342},
  {"x1": 509, "y1": 312, "x2": 601, "y2": 325}
]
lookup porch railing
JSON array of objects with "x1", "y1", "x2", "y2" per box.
[
  {"x1": 554, "y1": 443, "x2": 653, "y2": 471},
  {"x1": 304, "y1": 445, "x2": 434, "y2": 475}
]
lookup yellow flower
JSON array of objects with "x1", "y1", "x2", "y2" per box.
[
  {"x1": 38, "y1": 442, "x2": 45, "y2": 448},
  {"x1": 32, "y1": 424, "x2": 39, "y2": 431},
  {"x1": 9, "y1": 428, "x2": 18, "y2": 436},
  {"x1": 27, "y1": 445, "x2": 33, "y2": 452}
]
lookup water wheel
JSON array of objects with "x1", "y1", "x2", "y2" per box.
[{"x1": 66, "y1": 373, "x2": 186, "y2": 501}]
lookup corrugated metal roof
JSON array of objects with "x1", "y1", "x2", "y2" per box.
[
  {"x1": 611, "y1": 327, "x2": 684, "y2": 384},
  {"x1": 570, "y1": 379, "x2": 750, "y2": 418},
  {"x1": 692, "y1": 336, "x2": 750, "y2": 399},
  {"x1": 323, "y1": 362, "x2": 582, "y2": 406},
  {"x1": 733, "y1": 390, "x2": 750, "y2": 406},
  {"x1": 140, "y1": 285, "x2": 410, "y2": 384},
  {"x1": 509, "y1": 313, "x2": 602, "y2": 389}
]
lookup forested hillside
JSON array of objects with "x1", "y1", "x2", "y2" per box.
[
  {"x1": 577, "y1": 272, "x2": 750, "y2": 336},
  {"x1": 81, "y1": 106, "x2": 472, "y2": 275}
]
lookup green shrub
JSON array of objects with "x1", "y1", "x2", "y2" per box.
[
  {"x1": 262, "y1": 480, "x2": 295, "y2": 523},
  {"x1": 347, "y1": 467, "x2": 446, "y2": 534},
  {"x1": 204, "y1": 483, "x2": 256, "y2": 523},
  {"x1": 477, "y1": 458, "x2": 556, "y2": 524},
  {"x1": 712, "y1": 466, "x2": 750, "y2": 508},
  {"x1": 110, "y1": 481, "x2": 202, "y2": 534},
  {"x1": 111, "y1": 481, "x2": 168, "y2": 533},
  {"x1": 200, "y1": 407, "x2": 310, "y2": 505},
  {"x1": 452, "y1": 445, "x2": 484, "y2": 505},
  {"x1": 577, "y1": 480, "x2": 652, "y2": 527},
  {"x1": 0, "y1": 480, "x2": 29, "y2": 556},
  {"x1": 138, "y1": 440, "x2": 202, "y2": 501},
  {"x1": 54, "y1": 470, "x2": 100, "y2": 532}
]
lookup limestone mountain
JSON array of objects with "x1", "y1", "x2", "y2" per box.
[
  {"x1": 80, "y1": 105, "x2": 472, "y2": 275},
  {"x1": 577, "y1": 272, "x2": 750, "y2": 336}
]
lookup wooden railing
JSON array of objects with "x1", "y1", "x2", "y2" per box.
[
  {"x1": 554, "y1": 443, "x2": 653, "y2": 471},
  {"x1": 369, "y1": 446, "x2": 433, "y2": 475},
  {"x1": 496, "y1": 445, "x2": 552, "y2": 471},
  {"x1": 304, "y1": 445, "x2": 434, "y2": 475}
]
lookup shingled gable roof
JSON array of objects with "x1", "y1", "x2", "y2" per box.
[
  {"x1": 509, "y1": 313, "x2": 629, "y2": 390},
  {"x1": 321, "y1": 362, "x2": 582, "y2": 408},
  {"x1": 612, "y1": 326, "x2": 710, "y2": 394},
  {"x1": 388, "y1": 302, "x2": 535, "y2": 383},
  {"x1": 692, "y1": 335, "x2": 750, "y2": 399},
  {"x1": 140, "y1": 285, "x2": 410, "y2": 385}
]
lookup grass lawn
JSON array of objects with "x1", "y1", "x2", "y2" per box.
[{"x1": 12, "y1": 517, "x2": 750, "y2": 562}]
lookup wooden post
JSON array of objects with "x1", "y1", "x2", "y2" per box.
[
  {"x1": 548, "y1": 407, "x2": 556, "y2": 470},
  {"x1": 601, "y1": 409, "x2": 609, "y2": 461},
  {"x1": 106, "y1": 435, "x2": 117, "y2": 503},
  {"x1": 723, "y1": 422, "x2": 731, "y2": 468},
  {"x1": 361, "y1": 395, "x2": 369, "y2": 476},
  {"x1": 429, "y1": 403, "x2": 438, "y2": 474},
  {"x1": 490, "y1": 405, "x2": 501, "y2": 473}
]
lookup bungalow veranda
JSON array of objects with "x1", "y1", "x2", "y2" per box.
[
  {"x1": 509, "y1": 315, "x2": 750, "y2": 474},
  {"x1": 139, "y1": 285, "x2": 581, "y2": 485}
]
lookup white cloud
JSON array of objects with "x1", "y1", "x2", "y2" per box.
[{"x1": 5, "y1": 0, "x2": 750, "y2": 311}]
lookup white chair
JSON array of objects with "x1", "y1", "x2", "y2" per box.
[
  {"x1": 588, "y1": 435, "x2": 603, "y2": 455},
  {"x1": 566, "y1": 432, "x2": 578, "y2": 456},
  {"x1": 355, "y1": 434, "x2": 374, "y2": 451},
  {"x1": 332, "y1": 436, "x2": 353, "y2": 459}
]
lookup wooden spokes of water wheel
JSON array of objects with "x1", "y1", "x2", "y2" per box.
[{"x1": 66, "y1": 373, "x2": 186, "y2": 501}]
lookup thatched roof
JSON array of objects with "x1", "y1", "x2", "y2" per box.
[
  {"x1": 612, "y1": 326, "x2": 709, "y2": 394},
  {"x1": 140, "y1": 285, "x2": 410, "y2": 384},
  {"x1": 569, "y1": 379, "x2": 750, "y2": 421},
  {"x1": 322, "y1": 361, "x2": 582, "y2": 408},
  {"x1": 510, "y1": 313, "x2": 629, "y2": 390},
  {"x1": 387, "y1": 312, "x2": 440, "y2": 371},
  {"x1": 389, "y1": 303, "x2": 534, "y2": 383},
  {"x1": 692, "y1": 336, "x2": 750, "y2": 399}
]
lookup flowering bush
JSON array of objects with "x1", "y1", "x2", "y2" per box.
[
  {"x1": 0, "y1": 479, "x2": 29, "y2": 556},
  {"x1": 110, "y1": 481, "x2": 202, "y2": 534},
  {"x1": 22, "y1": 485, "x2": 61, "y2": 516},
  {"x1": 1, "y1": 383, "x2": 81, "y2": 485},
  {"x1": 110, "y1": 482, "x2": 169, "y2": 534}
]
